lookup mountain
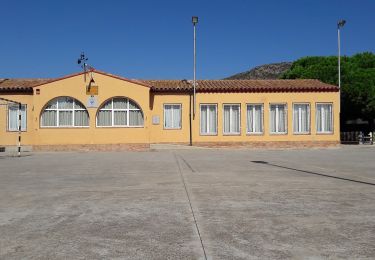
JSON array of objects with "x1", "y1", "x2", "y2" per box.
[{"x1": 224, "y1": 62, "x2": 293, "y2": 80}]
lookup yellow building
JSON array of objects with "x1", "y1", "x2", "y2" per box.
[{"x1": 0, "y1": 69, "x2": 339, "y2": 150}]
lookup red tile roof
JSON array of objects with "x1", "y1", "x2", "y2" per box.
[
  {"x1": 143, "y1": 79, "x2": 339, "y2": 92},
  {"x1": 0, "y1": 78, "x2": 51, "y2": 93},
  {"x1": 0, "y1": 71, "x2": 339, "y2": 94}
]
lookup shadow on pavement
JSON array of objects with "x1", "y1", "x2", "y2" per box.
[{"x1": 251, "y1": 160, "x2": 375, "y2": 186}]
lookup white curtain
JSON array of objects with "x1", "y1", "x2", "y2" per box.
[
  {"x1": 164, "y1": 105, "x2": 180, "y2": 128},
  {"x1": 209, "y1": 105, "x2": 216, "y2": 133},
  {"x1": 302, "y1": 105, "x2": 309, "y2": 132},
  {"x1": 97, "y1": 98, "x2": 144, "y2": 127},
  {"x1": 41, "y1": 97, "x2": 90, "y2": 127},
  {"x1": 294, "y1": 104, "x2": 309, "y2": 133},
  {"x1": 113, "y1": 98, "x2": 127, "y2": 109},
  {"x1": 200, "y1": 105, "x2": 207, "y2": 133},
  {"x1": 293, "y1": 105, "x2": 299, "y2": 132},
  {"x1": 324, "y1": 105, "x2": 332, "y2": 132},
  {"x1": 74, "y1": 101, "x2": 85, "y2": 110},
  {"x1": 102, "y1": 100, "x2": 113, "y2": 109},
  {"x1": 41, "y1": 110, "x2": 57, "y2": 126},
  {"x1": 45, "y1": 101, "x2": 57, "y2": 109},
  {"x1": 8, "y1": 105, "x2": 26, "y2": 131},
  {"x1": 223, "y1": 106, "x2": 231, "y2": 133},
  {"x1": 58, "y1": 97, "x2": 73, "y2": 109},
  {"x1": 254, "y1": 105, "x2": 262, "y2": 132},
  {"x1": 270, "y1": 104, "x2": 286, "y2": 133},
  {"x1": 247, "y1": 106, "x2": 252, "y2": 133},
  {"x1": 172, "y1": 105, "x2": 181, "y2": 128},
  {"x1": 317, "y1": 104, "x2": 332, "y2": 132},
  {"x1": 130, "y1": 110, "x2": 144, "y2": 126},
  {"x1": 224, "y1": 105, "x2": 240, "y2": 134},
  {"x1": 316, "y1": 105, "x2": 322, "y2": 132},
  {"x1": 114, "y1": 111, "x2": 127, "y2": 126},
  {"x1": 164, "y1": 105, "x2": 173, "y2": 128},
  {"x1": 278, "y1": 105, "x2": 286, "y2": 133},
  {"x1": 74, "y1": 110, "x2": 89, "y2": 126},
  {"x1": 97, "y1": 110, "x2": 112, "y2": 126},
  {"x1": 232, "y1": 106, "x2": 240, "y2": 133},
  {"x1": 200, "y1": 105, "x2": 216, "y2": 134},
  {"x1": 59, "y1": 111, "x2": 73, "y2": 126},
  {"x1": 270, "y1": 105, "x2": 276, "y2": 132},
  {"x1": 247, "y1": 105, "x2": 263, "y2": 133}
]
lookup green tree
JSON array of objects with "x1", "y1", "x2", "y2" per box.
[{"x1": 282, "y1": 52, "x2": 375, "y2": 130}]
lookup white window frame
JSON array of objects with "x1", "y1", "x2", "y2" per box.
[
  {"x1": 163, "y1": 103, "x2": 182, "y2": 129},
  {"x1": 40, "y1": 97, "x2": 89, "y2": 128},
  {"x1": 8, "y1": 104, "x2": 27, "y2": 132},
  {"x1": 223, "y1": 104, "x2": 241, "y2": 135},
  {"x1": 246, "y1": 103, "x2": 264, "y2": 135},
  {"x1": 96, "y1": 97, "x2": 144, "y2": 128},
  {"x1": 269, "y1": 103, "x2": 288, "y2": 134},
  {"x1": 316, "y1": 103, "x2": 333, "y2": 134},
  {"x1": 293, "y1": 103, "x2": 310, "y2": 134},
  {"x1": 200, "y1": 104, "x2": 218, "y2": 135}
]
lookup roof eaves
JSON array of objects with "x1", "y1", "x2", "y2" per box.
[{"x1": 30, "y1": 69, "x2": 152, "y2": 89}]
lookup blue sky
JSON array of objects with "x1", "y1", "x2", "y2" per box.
[{"x1": 1, "y1": 0, "x2": 374, "y2": 79}]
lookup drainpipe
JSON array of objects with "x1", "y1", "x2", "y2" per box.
[
  {"x1": 18, "y1": 103, "x2": 22, "y2": 157},
  {"x1": 189, "y1": 89, "x2": 193, "y2": 146}
]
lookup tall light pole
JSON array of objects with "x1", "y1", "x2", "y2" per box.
[
  {"x1": 337, "y1": 19, "x2": 346, "y2": 137},
  {"x1": 337, "y1": 19, "x2": 346, "y2": 90},
  {"x1": 192, "y1": 16, "x2": 198, "y2": 119}
]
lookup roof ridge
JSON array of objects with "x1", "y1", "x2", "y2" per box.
[{"x1": 0, "y1": 79, "x2": 9, "y2": 85}]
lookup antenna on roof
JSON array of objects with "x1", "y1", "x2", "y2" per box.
[{"x1": 77, "y1": 52, "x2": 89, "y2": 82}]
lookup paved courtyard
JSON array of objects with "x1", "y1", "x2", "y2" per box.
[{"x1": 0, "y1": 146, "x2": 375, "y2": 259}]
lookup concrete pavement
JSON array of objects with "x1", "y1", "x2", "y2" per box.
[{"x1": 0, "y1": 146, "x2": 374, "y2": 259}]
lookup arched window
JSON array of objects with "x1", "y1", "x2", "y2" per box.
[
  {"x1": 41, "y1": 97, "x2": 89, "y2": 127},
  {"x1": 96, "y1": 97, "x2": 144, "y2": 127}
]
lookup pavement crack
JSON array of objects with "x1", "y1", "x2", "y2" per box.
[
  {"x1": 177, "y1": 154, "x2": 196, "y2": 173},
  {"x1": 174, "y1": 152, "x2": 207, "y2": 260}
]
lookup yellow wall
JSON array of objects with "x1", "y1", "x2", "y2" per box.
[
  {"x1": 149, "y1": 93, "x2": 191, "y2": 143},
  {"x1": 32, "y1": 73, "x2": 151, "y2": 145},
  {"x1": 0, "y1": 94, "x2": 34, "y2": 146},
  {"x1": 150, "y1": 91, "x2": 340, "y2": 143},
  {"x1": 0, "y1": 72, "x2": 340, "y2": 147}
]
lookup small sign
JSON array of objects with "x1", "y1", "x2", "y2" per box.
[
  {"x1": 86, "y1": 85, "x2": 98, "y2": 95},
  {"x1": 152, "y1": 115, "x2": 160, "y2": 125},
  {"x1": 87, "y1": 96, "x2": 98, "y2": 108}
]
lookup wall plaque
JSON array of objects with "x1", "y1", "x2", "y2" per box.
[
  {"x1": 87, "y1": 96, "x2": 98, "y2": 108},
  {"x1": 152, "y1": 115, "x2": 160, "y2": 125}
]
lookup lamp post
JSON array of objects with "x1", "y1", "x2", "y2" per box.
[
  {"x1": 337, "y1": 19, "x2": 346, "y2": 90},
  {"x1": 192, "y1": 16, "x2": 198, "y2": 119},
  {"x1": 337, "y1": 19, "x2": 346, "y2": 137}
]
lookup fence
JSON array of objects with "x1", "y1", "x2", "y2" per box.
[{"x1": 341, "y1": 131, "x2": 373, "y2": 145}]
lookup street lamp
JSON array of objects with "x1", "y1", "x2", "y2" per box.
[
  {"x1": 337, "y1": 19, "x2": 346, "y2": 136},
  {"x1": 337, "y1": 19, "x2": 346, "y2": 90},
  {"x1": 192, "y1": 16, "x2": 198, "y2": 119}
]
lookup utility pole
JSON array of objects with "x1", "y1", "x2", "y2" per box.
[
  {"x1": 192, "y1": 16, "x2": 198, "y2": 119},
  {"x1": 337, "y1": 19, "x2": 346, "y2": 113}
]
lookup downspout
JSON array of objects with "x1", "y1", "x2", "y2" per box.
[{"x1": 189, "y1": 89, "x2": 193, "y2": 146}]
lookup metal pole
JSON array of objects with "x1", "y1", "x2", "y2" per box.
[
  {"x1": 189, "y1": 93, "x2": 193, "y2": 146},
  {"x1": 18, "y1": 103, "x2": 22, "y2": 157},
  {"x1": 338, "y1": 26, "x2": 341, "y2": 117},
  {"x1": 337, "y1": 19, "x2": 345, "y2": 139},
  {"x1": 193, "y1": 23, "x2": 196, "y2": 119},
  {"x1": 338, "y1": 27, "x2": 341, "y2": 90},
  {"x1": 337, "y1": 19, "x2": 345, "y2": 113}
]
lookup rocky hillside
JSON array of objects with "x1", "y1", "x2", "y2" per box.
[{"x1": 225, "y1": 62, "x2": 292, "y2": 80}]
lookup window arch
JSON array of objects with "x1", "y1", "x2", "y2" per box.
[
  {"x1": 41, "y1": 97, "x2": 89, "y2": 127},
  {"x1": 96, "y1": 97, "x2": 144, "y2": 127}
]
